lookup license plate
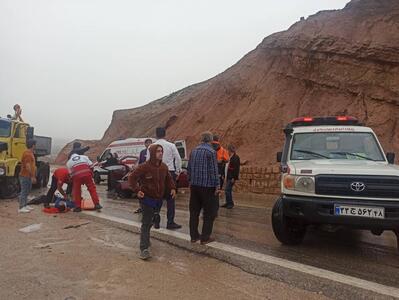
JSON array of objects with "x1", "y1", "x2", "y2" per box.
[{"x1": 334, "y1": 205, "x2": 385, "y2": 219}]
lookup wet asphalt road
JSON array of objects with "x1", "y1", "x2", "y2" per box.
[{"x1": 87, "y1": 183, "x2": 399, "y2": 290}]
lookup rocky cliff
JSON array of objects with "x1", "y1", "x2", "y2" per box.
[{"x1": 56, "y1": 0, "x2": 399, "y2": 166}]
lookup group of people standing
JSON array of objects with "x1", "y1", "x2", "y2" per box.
[
  {"x1": 18, "y1": 121, "x2": 239, "y2": 262},
  {"x1": 128, "y1": 128, "x2": 240, "y2": 260}
]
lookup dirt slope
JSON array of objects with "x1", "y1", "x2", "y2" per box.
[{"x1": 56, "y1": 0, "x2": 399, "y2": 165}]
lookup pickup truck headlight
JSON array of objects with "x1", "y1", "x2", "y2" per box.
[{"x1": 283, "y1": 175, "x2": 315, "y2": 193}]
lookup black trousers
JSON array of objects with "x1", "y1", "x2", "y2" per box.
[
  {"x1": 45, "y1": 176, "x2": 72, "y2": 205},
  {"x1": 107, "y1": 171, "x2": 113, "y2": 190},
  {"x1": 189, "y1": 186, "x2": 218, "y2": 241}
]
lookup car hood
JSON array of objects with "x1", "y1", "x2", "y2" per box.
[{"x1": 290, "y1": 160, "x2": 399, "y2": 176}]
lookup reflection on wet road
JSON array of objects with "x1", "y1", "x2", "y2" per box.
[{"x1": 86, "y1": 184, "x2": 399, "y2": 288}]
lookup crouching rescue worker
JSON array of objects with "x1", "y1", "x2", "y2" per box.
[
  {"x1": 67, "y1": 150, "x2": 102, "y2": 212},
  {"x1": 128, "y1": 144, "x2": 176, "y2": 260},
  {"x1": 43, "y1": 167, "x2": 72, "y2": 208}
]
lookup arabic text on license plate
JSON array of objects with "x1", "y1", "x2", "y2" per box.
[{"x1": 334, "y1": 205, "x2": 384, "y2": 219}]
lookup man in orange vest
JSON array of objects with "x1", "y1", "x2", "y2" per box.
[{"x1": 211, "y1": 135, "x2": 229, "y2": 189}]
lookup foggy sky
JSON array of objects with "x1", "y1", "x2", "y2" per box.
[{"x1": 0, "y1": 0, "x2": 348, "y2": 140}]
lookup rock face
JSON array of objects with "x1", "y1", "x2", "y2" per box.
[{"x1": 56, "y1": 0, "x2": 399, "y2": 166}]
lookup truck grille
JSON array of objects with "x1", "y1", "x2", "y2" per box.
[{"x1": 315, "y1": 175, "x2": 399, "y2": 198}]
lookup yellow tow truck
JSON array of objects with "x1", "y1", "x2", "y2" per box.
[{"x1": 0, "y1": 117, "x2": 51, "y2": 198}]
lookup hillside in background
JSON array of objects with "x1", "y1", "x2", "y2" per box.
[{"x1": 56, "y1": 0, "x2": 399, "y2": 165}]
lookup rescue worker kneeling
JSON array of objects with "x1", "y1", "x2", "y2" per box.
[
  {"x1": 43, "y1": 167, "x2": 72, "y2": 209},
  {"x1": 67, "y1": 152, "x2": 102, "y2": 212}
]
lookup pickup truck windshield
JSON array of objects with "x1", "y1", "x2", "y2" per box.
[
  {"x1": 291, "y1": 132, "x2": 385, "y2": 161},
  {"x1": 0, "y1": 120, "x2": 11, "y2": 137}
]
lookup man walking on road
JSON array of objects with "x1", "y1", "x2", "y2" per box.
[
  {"x1": 147, "y1": 127, "x2": 182, "y2": 230},
  {"x1": 221, "y1": 145, "x2": 240, "y2": 209},
  {"x1": 129, "y1": 144, "x2": 176, "y2": 260},
  {"x1": 188, "y1": 132, "x2": 220, "y2": 244},
  {"x1": 18, "y1": 139, "x2": 37, "y2": 213}
]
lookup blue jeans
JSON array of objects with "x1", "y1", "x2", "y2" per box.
[
  {"x1": 225, "y1": 179, "x2": 234, "y2": 206},
  {"x1": 19, "y1": 176, "x2": 32, "y2": 209}
]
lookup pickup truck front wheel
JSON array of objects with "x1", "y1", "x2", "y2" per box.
[{"x1": 272, "y1": 197, "x2": 306, "y2": 245}]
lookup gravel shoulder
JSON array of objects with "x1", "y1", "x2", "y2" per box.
[{"x1": 0, "y1": 200, "x2": 328, "y2": 300}]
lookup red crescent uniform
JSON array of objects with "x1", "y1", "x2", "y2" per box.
[{"x1": 67, "y1": 154, "x2": 100, "y2": 208}]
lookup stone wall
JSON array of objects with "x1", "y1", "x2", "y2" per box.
[{"x1": 234, "y1": 165, "x2": 281, "y2": 194}]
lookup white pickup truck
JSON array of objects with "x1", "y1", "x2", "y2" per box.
[{"x1": 273, "y1": 116, "x2": 399, "y2": 248}]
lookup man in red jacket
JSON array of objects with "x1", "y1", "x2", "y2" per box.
[
  {"x1": 129, "y1": 144, "x2": 176, "y2": 260},
  {"x1": 43, "y1": 167, "x2": 72, "y2": 208}
]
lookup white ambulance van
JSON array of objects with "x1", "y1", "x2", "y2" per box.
[{"x1": 93, "y1": 138, "x2": 187, "y2": 184}]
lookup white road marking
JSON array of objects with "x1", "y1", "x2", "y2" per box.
[{"x1": 83, "y1": 211, "x2": 399, "y2": 298}]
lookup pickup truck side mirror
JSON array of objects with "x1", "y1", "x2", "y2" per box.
[
  {"x1": 0, "y1": 142, "x2": 8, "y2": 152},
  {"x1": 386, "y1": 152, "x2": 395, "y2": 164},
  {"x1": 276, "y1": 152, "x2": 282, "y2": 163}
]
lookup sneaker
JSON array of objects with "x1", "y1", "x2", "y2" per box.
[
  {"x1": 190, "y1": 238, "x2": 200, "y2": 243},
  {"x1": 220, "y1": 203, "x2": 228, "y2": 208},
  {"x1": 18, "y1": 207, "x2": 31, "y2": 213},
  {"x1": 94, "y1": 204, "x2": 103, "y2": 211},
  {"x1": 134, "y1": 208, "x2": 143, "y2": 214},
  {"x1": 26, "y1": 205, "x2": 34, "y2": 211},
  {"x1": 139, "y1": 249, "x2": 151, "y2": 260},
  {"x1": 73, "y1": 207, "x2": 82, "y2": 213},
  {"x1": 226, "y1": 204, "x2": 234, "y2": 209},
  {"x1": 167, "y1": 223, "x2": 182, "y2": 230}
]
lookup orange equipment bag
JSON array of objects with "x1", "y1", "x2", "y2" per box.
[{"x1": 81, "y1": 198, "x2": 95, "y2": 210}]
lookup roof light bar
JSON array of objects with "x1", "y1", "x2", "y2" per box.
[
  {"x1": 336, "y1": 116, "x2": 357, "y2": 121},
  {"x1": 289, "y1": 116, "x2": 360, "y2": 127},
  {"x1": 291, "y1": 117, "x2": 314, "y2": 123}
]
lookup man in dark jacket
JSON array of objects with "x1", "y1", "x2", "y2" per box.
[
  {"x1": 138, "y1": 138, "x2": 153, "y2": 164},
  {"x1": 128, "y1": 144, "x2": 176, "y2": 260},
  {"x1": 221, "y1": 145, "x2": 240, "y2": 209},
  {"x1": 68, "y1": 142, "x2": 90, "y2": 159},
  {"x1": 104, "y1": 153, "x2": 119, "y2": 191}
]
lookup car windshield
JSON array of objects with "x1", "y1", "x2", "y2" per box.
[
  {"x1": 290, "y1": 132, "x2": 385, "y2": 161},
  {"x1": 0, "y1": 120, "x2": 11, "y2": 137}
]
